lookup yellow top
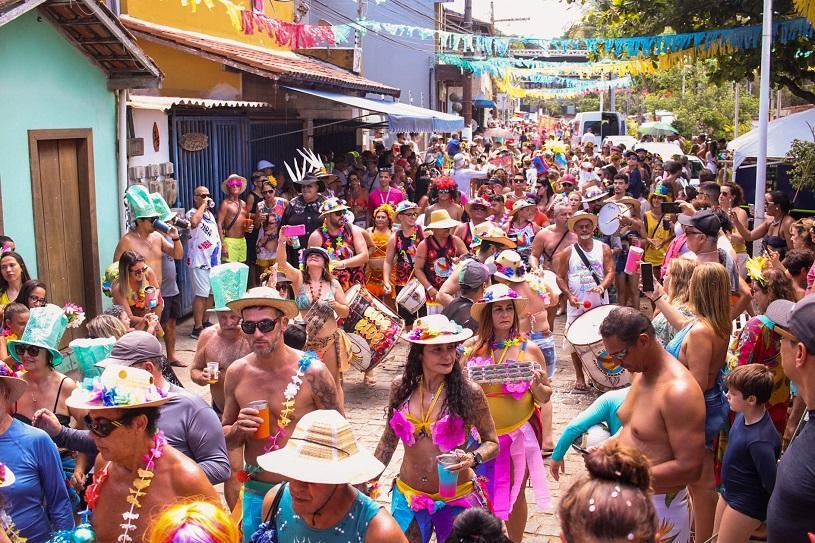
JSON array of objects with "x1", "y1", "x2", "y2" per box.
[
  {"x1": 478, "y1": 342, "x2": 535, "y2": 436},
  {"x1": 643, "y1": 211, "x2": 672, "y2": 265},
  {"x1": 731, "y1": 236, "x2": 748, "y2": 254}
]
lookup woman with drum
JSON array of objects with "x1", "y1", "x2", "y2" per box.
[
  {"x1": 276, "y1": 234, "x2": 350, "y2": 409},
  {"x1": 384, "y1": 201, "x2": 425, "y2": 326},
  {"x1": 461, "y1": 284, "x2": 552, "y2": 543},
  {"x1": 373, "y1": 314, "x2": 498, "y2": 543}
]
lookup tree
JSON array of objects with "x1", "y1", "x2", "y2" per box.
[{"x1": 571, "y1": 0, "x2": 815, "y2": 103}]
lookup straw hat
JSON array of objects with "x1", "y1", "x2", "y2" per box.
[
  {"x1": 471, "y1": 283, "x2": 528, "y2": 322},
  {"x1": 493, "y1": 250, "x2": 525, "y2": 283},
  {"x1": 473, "y1": 222, "x2": 516, "y2": 249},
  {"x1": 582, "y1": 186, "x2": 608, "y2": 204},
  {"x1": 226, "y1": 286, "x2": 298, "y2": 318},
  {"x1": 66, "y1": 365, "x2": 174, "y2": 411},
  {"x1": 125, "y1": 185, "x2": 159, "y2": 220},
  {"x1": 9, "y1": 305, "x2": 68, "y2": 366},
  {"x1": 0, "y1": 464, "x2": 16, "y2": 488},
  {"x1": 618, "y1": 197, "x2": 642, "y2": 215},
  {"x1": 221, "y1": 174, "x2": 247, "y2": 194},
  {"x1": 0, "y1": 365, "x2": 26, "y2": 404},
  {"x1": 568, "y1": 211, "x2": 598, "y2": 232},
  {"x1": 402, "y1": 314, "x2": 473, "y2": 345},
  {"x1": 510, "y1": 199, "x2": 535, "y2": 215},
  {"x1": 425, "y1": 209, "x2": 460, "y2": 230},
  {"x1": 465, "y1": 197, "x2": 490, "y2": 216},
  {"x1": 319, "y1": 197, "x2": 350, "y2": 217},
  {"x1": 208, "y1": 263, "x2": 249, "y2": 313},
  {"x1": 256, "y1": 410, "x2": 384, "y2": 485}
]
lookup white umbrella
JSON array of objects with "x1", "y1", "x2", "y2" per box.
[{"x1": 728, "y1": 108, "x2": 815, "y2": 170}]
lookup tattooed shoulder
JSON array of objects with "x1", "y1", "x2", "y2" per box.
[{"x1": 305, "y1": 361, "x2": 340, "y2": 410}]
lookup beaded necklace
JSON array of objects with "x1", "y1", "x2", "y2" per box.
[{"x1": 264, "y1": 351, "x2": 317, "y2": 452}]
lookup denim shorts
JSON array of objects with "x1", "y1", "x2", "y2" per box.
[
  {"x1": 704, "y1": 386, "x2": 728, "y2": 449},
  {"x1": 530, "y1": 331, "x2": 556, "y2": 378}
]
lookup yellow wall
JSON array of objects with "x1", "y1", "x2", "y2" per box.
[
  {"x1": 137, "y1": 40, "x2": 242, "y2": 99},
  {"x1": 123, "y1": 0, "x2": 294, "y2": 50}
]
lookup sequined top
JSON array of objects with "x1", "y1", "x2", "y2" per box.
[{"x1": 275, "y1": 485, "x2": 380, "y2": 543}]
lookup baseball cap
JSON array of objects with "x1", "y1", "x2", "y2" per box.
[
  {"x1": 678, "y1": 209, "x2": 721, "y2": 238},
  {"x1": 459, "y1": 259, "x2": 490, "y2": 290},
  {"x1": 765, "y1": 295, "x2": 815, "y2": 353},
  {"x1": 624, "y1": 151, "x2": 640, "y2": 160},
  {"x1": 96, "y1": 331, "x2": 163, "y2": 368}
]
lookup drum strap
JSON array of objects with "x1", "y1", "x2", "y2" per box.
[
  {"x1": 543, "y1": 229, "x2": 570, "y2": 260},
  {"x1": 573, "y1": 244, "x2": 602, "y2": 286}
]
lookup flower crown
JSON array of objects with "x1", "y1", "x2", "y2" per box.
[
  {"x1": 407, "y1": 322, "x2": 464, "y2": 341},
  {"x1": 480, "y1": 288, "x2": 519, "y2": 303},
  {"x1": 433, "y1": 176, "x2": 457, "y2": 191},
  {"x1": 73, "y1": 376, "x2": 167, "y2": 408}
]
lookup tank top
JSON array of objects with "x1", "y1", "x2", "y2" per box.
[
  {"x1": 566, "y1": 241, "x2": 609, "y2": 324},
  {"x1": 643, "y1": 212, "x2": 671, "y2": 265},
  {"x1": 275, "y1": 485, "x2": 381, "y2": 543},
  {"x1": 395, "y1": 226, "x2": 423, "y2": 286},
  {"x1": 462, "y1": 222, "x2": 474, "y2": 247},
  {"x1": 508, "y1": 220, "x2": 536, "y2": 265},
  {"x1": 424, "y1": 235, "x2": 456, "y2": 289},
  {"x1": 320, "y1": 225, "x2": 365, "y2": 291}
]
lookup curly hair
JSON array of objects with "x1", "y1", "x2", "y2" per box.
[
  {"x1": 388, "y1": 342, "x2": 478, "y2": 429},
  {"x1": 428, "y1": 176, "x2": 459, "y2": 204}
]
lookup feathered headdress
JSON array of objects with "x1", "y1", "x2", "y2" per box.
[
  {"x1": 297, "y1": 148, "x2": 334, "y2": 179},
  {"x1": 433, "y1": 175, "x2": 457, "y2": 191},
  {"x1": 284, "y1": 155, "x2": 308, "y2": 185}
]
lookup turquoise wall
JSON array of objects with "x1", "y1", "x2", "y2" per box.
[{"x1": 0, "y1": 10, "x2": 120, "y2": 282}]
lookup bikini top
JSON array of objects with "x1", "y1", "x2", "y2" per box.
[
  {"x1": 388, "y1": 382, "x2": 467, "y2": 453},
  {"x1": 295, "y1": 281, "x2": 335, "y2": 311},
  {"x1": 13, "y1": 376, "x2": 72, "y2": 427}
]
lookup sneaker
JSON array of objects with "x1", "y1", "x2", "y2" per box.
[
  {"x1": 202, "y1": 321, "x2": 214, "y2": 328},
  {"x1": 190, "y1": 326, "x2": 203, "y2": 339}
]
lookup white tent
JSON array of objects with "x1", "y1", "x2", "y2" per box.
[{"x1": 728, "y1": 108, "x2": 815, "y2": 170}]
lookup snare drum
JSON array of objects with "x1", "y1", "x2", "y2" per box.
[
  {"x1": 565, "y1": 304, "x2": 631, "y2": 391},
  {"x1": 396, "y1": 277, "x2": 426, "y2": 314},
  {"x1": 340, "y1": 285, "x2": 404, "y2": 371}
]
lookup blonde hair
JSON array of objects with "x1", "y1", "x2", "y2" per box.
[
  {"x1": 86, "y1": 314, "x2": 127, "y2": 340},
  {"x1": 688, "y1": 262, "x2": 732, "y2": 339},
  {"x1": 146, "y1": 501, "x2": 238, "y2": 543},
  {"x1": 666, "y1": 257, "x2": 696, "y2": 306}
]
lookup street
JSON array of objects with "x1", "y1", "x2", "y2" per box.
[{"x1": 171, "y1": 313, "x2": 599, "y2": 543}]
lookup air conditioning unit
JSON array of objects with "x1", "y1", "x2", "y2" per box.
[
  {"x1": 147, "y1": 164, "x2": 161, "y2": 177},
  {"x1": 159, "y1": 162, "x2": 175, "y2": 175}
]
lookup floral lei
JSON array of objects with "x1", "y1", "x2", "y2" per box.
[
  {"x1": 84, "y1": 431, "x2": 167, "y2": 543},
  {"x1": 491, "y1": 333, "x2": 523, "y2": 350},
  {"x1": 320, "y1": 224, "x2": 351, "y2": 261}
]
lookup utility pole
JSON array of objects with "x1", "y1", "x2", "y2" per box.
[
  {"x1": 462, "y1": 0, "x2": 473, "y2": 139},
  {"x1": 354, "y1": 0, "x2": 366, "y2": 74}
]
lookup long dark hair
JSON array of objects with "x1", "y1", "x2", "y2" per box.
[
  {"x1": 388, "y1": 343, "x2": 477, "y2": 428},
  {"x1": 14, "y1": 279, "x2": 46, "y2": 308},
  {"x1": 0, "y1": 252, "x2": 31, "y2": 293},
  {"x1": 118, "y1": 250, "x2": 146, "y2": 299}
]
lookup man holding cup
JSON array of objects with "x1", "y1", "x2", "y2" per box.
[
  {"x1": 186, "y1": 186, "x2": 222, "y2": 338},
  {"x1": 220, "y1": 287, "x2": 341, "y2": 542},
  {"x1": 190, "y1": 263, "x2": 251, "y2": 508}
]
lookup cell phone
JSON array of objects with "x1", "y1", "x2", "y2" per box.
[
  {"x1": 281, "y1": 224, "x2": 306, "y2": 237},
  {"x1": 661, "y1": 202, "x2": 681, "y2": 214},
  {"x1": 640, "y1": 263, "x2": 654, "y2": 292},
  {"x1": 662, "y1": 218, "x2": 671, "y2": 231}
]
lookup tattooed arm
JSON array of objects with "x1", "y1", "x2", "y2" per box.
[
  {"x1": 468, "y1": 382, "x2": 499, "y2": 463},
  {"x1": 373, "y1": 379, "x2": 402, "y2": 475},
  {"x1": 306, "y1": 360, "x2": 342, "y2": 415}
]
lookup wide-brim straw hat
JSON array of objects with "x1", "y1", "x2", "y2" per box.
[
  {"x1": 471, "y1": 283, "x2": 528, "y2": 322},
  {"x1": 568, "y1": 211, "x2": 598, "y2": 232},
  {"x1": 402, "y1": 314, "x2": 473, "y2": 345},
  {"x1": 493, "y1": 249, "x2": 525, "y2": 283},
  {"x1": 473, "y1": 222, "x2": 516, "y2": 249},
  {"x1": 510, "y1": 199, "x2": 536, "y2": 215},
  {"x1": 226, "y1": 286, "x2": 298, "y2": 318},
  {"x1": 319, "y1": 197, "x2": 350, "y2": 216},
  {"x1": 66, "y1": 365, "x2": 174, "y2": 411},
  {"x1": 221, "y1": 174, "x2": 247, "y2": 194},
  {"x1": 426, "y1": 209, "x2": 460, "y2": 230},
  {"x1": 583, "y1": 187, "x2": 608, "y2": 204},
  {"x1": 0, "y1": 368, "x2": 26, "y2": 404},
  {"x1": 257, "y1": 410, "x2": 384, "y2": 485}
]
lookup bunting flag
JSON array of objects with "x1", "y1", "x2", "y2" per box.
[
  {"x1": 496, "y1": 73, "x2": 635, "y2": 99},
  {"x1": 241, "y1": 10, "x2": 353, "y2": 48},
  {"x1": 794, "y1": 0, "x2": 815, "y2": 25}
]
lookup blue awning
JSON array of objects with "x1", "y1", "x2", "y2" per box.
[{"x1": 286, "y1": 86, "x2": 464, "y2": 133}]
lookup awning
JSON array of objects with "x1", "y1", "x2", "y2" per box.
[
  {"x1": 286, "y1": 86, "x2": 464, "y2": 133},
  {"x1": 727, "y1": 107, "x2": 815, "y2": 170},
  {"x1": 473, "y1": 95, "x2": 497, "y2": 108},
  {"x1": 128, "y1": 94, "x2": 273, "y2": 110}
]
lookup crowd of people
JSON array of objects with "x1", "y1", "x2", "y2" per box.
[{"x1": 0, "y1": 123, "x2": 814, "y2": 543}]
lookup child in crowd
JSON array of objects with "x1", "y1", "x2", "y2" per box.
[{"x1": 716, "y1": 364, "x2": 781, "y2": 543}]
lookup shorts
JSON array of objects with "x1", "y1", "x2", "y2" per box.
[
  {"x1": 704, "y1": 386, "x2": 728, "y2": 449},
  {"x1": 652, "y1": 489, "x2": 691, "y2": 543},
  {"x1": 190, "y1": 267, "x2": 211, "y2": 298},
  {"x1": 160, "y1": 294, "x2": 182, "y2": 323},
  {"x1": 223, "y1": 237, "x2": 247, "y2": 263},
  {"x1": 530, "y1": 331, "x2": 556, "y2": 378}
]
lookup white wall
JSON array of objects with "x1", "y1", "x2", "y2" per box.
[{"x1": 129, "y1": 107, "x2": 171, "y2": 168}]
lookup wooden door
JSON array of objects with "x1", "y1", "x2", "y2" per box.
[{"x1": 29, "y1": 130, "x2": 101, "y2": 344}]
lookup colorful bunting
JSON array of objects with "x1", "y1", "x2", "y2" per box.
[{"x1": 794, "y1": 0, "x2": 815, "y2": 25}]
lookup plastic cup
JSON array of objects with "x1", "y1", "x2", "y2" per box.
[
  {"x1": 248, "y1": 400, "x2": 271, "y2": 440},
  {"x1": 624, "y1": 246, "x2": 644, "y2": 275},
  {"x1": 245, "y1": 213, "x2": 255, "y2": 230},
  {"x1": 206, "y1": 362, "x2": 220, "y2": 384},
  {"x1": 437, "y1": 453, "x2": 459, "y2": 498}
]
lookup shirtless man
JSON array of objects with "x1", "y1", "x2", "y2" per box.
[
  {"x1": 114, "y1": 187, "x2": 182, "y2": 288},
  {"x1": 600, "y1": 307, "x2": 705, "y2": 543},
  {"x1": 221, "y1": 287, "x2": 341, "y2": 542},
  {"x1": 68, "y1": 366, "x2": 217, "y2": 543},
  {"x1": 190, "y1": 264, "x2": 251, "y2": 508},
  {"x1": 219, "y1": 174, "x2": 252, "y2": 264},
  {"x1": 530, "y1": 204, "x2": 577, "y2": 330}
]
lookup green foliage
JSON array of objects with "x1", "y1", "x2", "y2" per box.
[
  {"x1": 787, "y1": 128, "x2": 815, "y2": 192},
  {"x1": 569, "y1": 0, "x2": 815, "y2": 103}
]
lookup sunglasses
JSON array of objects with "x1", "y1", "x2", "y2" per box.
[
  {"x1": 401, "y1": 212, "x2": 418, "y2": 218},
  {"x1": 605, "y1": 347, "x2": 630, "y2": 362},
  {"x1": 15, "y1": 344, "x2": 40, "y2": 357},
  {"x1": 331, "y1": 211, "x2": 346, "y2": 217},
  {"x1": 227, "y1": 181, "x2": 243, "y2": 188},
  {"x1": 241, "y1": 318, "x2": 281, "y2": 335},
  {"x1": 470, "y1": 205, "x2": 488, "y2": 212},
  {"x1": 195, "y1": 193, "x2": 211, "y2": 198},
  {"x1": 130, "y1": 267, "x2": 148, "y2": 275},
  {"x1": 262, "y1": 189, "x2": 275, "y2": 195},
  {"x1": 84, "y1": 414, "x2": 130, "y2": 438}
]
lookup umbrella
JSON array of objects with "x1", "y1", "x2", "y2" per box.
[
  {"x1": 638, "y1": 121, "x2": 678, "y2": 136},
  {"x1": 484, "y1": 127, "x2": 517, "y2": 140}
]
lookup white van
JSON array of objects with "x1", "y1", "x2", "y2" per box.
[{"x1": 572, "y1": 111, "x2": 626, "y2": 140}]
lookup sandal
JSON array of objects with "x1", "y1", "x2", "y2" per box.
[
  {"x1": 364, "y1": 374, "x2": 377, "y2": 386},
  {"x1": 572, "y1": 382, "x2": 590, "y2": 393}
]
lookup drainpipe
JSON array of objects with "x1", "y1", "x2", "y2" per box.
[{"x1": 117, "y1": 89, "x2": 128, "y2": 236}]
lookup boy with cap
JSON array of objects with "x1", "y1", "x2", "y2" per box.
[
  {"x1": 441, "y1": 259, "x2": 491, "y2": 332},
  {"x1": 765, "y1": 295, "x2": 815, "y2": 542}
]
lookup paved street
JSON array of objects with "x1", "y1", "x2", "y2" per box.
[{"x1": 170, "y1": 313, "x2": 600, "y2": 542}]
